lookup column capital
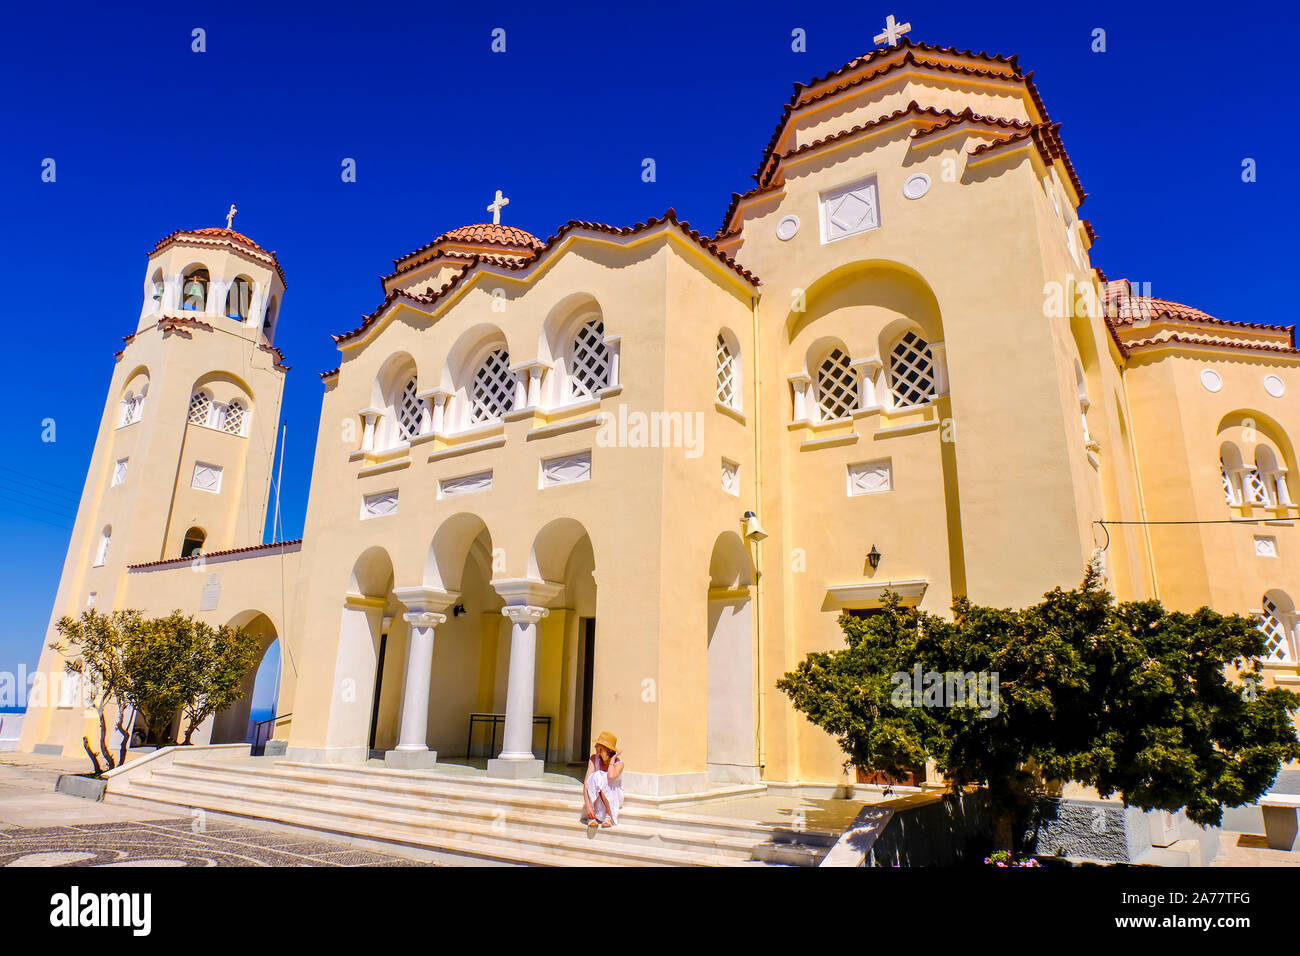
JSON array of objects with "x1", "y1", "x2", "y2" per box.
[
  {"x1": 403, "y1": 611, "x2": 446, "y2": 628},
  {"x1": 502, "y1": 605, "x2": 549, "y2": 625},
  {"x1": 393, "y1": 585, "x2": 460, "y2": 615},
  {"x1": 491, "y1": 577, "x2": 563, "y2": 607}
]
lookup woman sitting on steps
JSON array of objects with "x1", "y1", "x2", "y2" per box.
[{"x1": 583, "y1": 731, "x2": 624, "y2": 828}]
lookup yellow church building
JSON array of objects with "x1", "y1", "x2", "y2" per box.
[{"x1": 20, "y1": 37, "x2": 1300, "y2": 802}]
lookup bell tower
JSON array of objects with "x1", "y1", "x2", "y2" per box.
[{"x1": 19, "y1": 213, "x2": 289, "y2": 754}]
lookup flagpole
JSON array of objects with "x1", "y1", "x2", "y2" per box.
[{"x1": 273, "y1": 422, "x2": 286, "y2": 543}]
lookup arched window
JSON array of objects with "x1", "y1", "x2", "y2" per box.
[
  {"x1": 569, "y1": 318, "x2": 611, "y2": 400},
  {"x1": 188, "y1": 391, "x2": 212, "y2": 426},
  {"x1": 118, "y1": 390, "x2": 144, "y2": 427},
  {"x1": 395, "y1": 377, "x2": 421, "y2": 441},
  {"x1": 221, "y1": 400, "x2": 247, "y2": 436},
  {"x1": 470, "y1": 348, "x2": 515, "y2": 424},
  {"x1": 181, "y1": 267, "x2": 209, "y2": 311},
  {"x1": 264, "y1": 296, "x2": 278, "y2": 339},
  {"x1": 225, "y1": 277, "x2": 253, "y2": 321},
  {"x1": 94, "y1": 526, "x2": 111, "y2": 567},
  {"x1": 150, "y1": 270, "x2": 165, "y2": 309},
  {"x1": 181, "y1": 527, "x2": 206, "y2": 558},
  {"x1": 815, "y1": 347, "x2": 858, "y2": 421},
  {"x1": 1255, "y1": 446, "x2": 1292, "y2": 507},
  {"x1": 1075, "y1": 360, "x2": 1093, "y2": 446},
  {"x1": 1258, "y1": 592, "x2": 1296, "y2": 663},
  {"x1": 887, "y1": 331, "x2": 937, "y2": 407},
  {"x1": 716, "y1": 332, "x2": 740, "y2": 411}
]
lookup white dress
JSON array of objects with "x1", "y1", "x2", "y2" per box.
[{"x1": 585, "y1": 756, "x2": 624, "y2": 824}]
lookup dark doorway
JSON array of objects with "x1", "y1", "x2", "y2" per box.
[
  {"x1": 368, "y1": 628, "x2": 389, "y2": 752},
  {"x1": 578, "y1": 617, "x2": 596, "y2": 761}
]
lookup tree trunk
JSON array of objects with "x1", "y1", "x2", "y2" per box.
[
  {"x1": 994, "y1": 811, "x2": 1014, "y2": 853},
  {"x1": 115, "y1": 705, "x2": 131, "y2": 767},
  {"x1": 81, "y1": 737, "x2": 103, "y2": 775},
  {"x1": 97, "y1": 709, "x2": 115, "y2": 770}
]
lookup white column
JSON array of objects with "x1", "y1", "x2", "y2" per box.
[
  {"x1": 789, "y1": 373, "x2": 811, "y2": 422},
  {"x1": 499, "y1": 605, "x2": 547, "y2": 758},
  {"x1": 1274, "y1": 472, "x2": 1293, "y2": 507},
  {"x1": 606, "y1": 336, "x2": 621, "y2": 389},
  {"x1": 393, "y1": 611, "x2": 444, "y2": 754},
  {"x1": 360, "y1": 408, "x2": 382, "y2": 452},
  {"x1": 430, "y1": 389, "x2": 452, "y2": 434},
  {"x1": 527, "y1": 365, "x2": 544, "y2": 408}
]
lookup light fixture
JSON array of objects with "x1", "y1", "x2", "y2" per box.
[
  {"x1": 742, "y1": 511, "x2": 768, "y2": 542},
  {"x1": 453, "y1": 602, "x2": 467, "y2": 617},
  {"x1": 867, "y1": 545, "x2": 882, "y2": 571}
]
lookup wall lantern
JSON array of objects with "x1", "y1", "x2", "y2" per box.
[
  {"x1": 453, "y1": 603, "x2": 467, "y2": 617},
  {"x1": 867, "y1": 545, "x2": 882, "y2": 571},
  {"x1": 742, "y1": 511, "x2": 768, "y2": 542}
]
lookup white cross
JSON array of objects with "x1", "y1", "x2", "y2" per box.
[
  {"x1": 486, "y1": 189, "x2": 509, "y2": 225},
  {"x1": 873, "y1": 14, "x2": 911, "y2": 47},
  {"x1": 226, "y1": 203, "x2": 237, "y2": 229}
]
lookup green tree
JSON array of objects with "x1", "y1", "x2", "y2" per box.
[
  {"x1": 178, "y1": 619, "x2": 264, "y2": 744},
  {"x1": 123, "y1": 611, "x2": 198, "y2": 746},
  {"x1": 49, "y1": 609, "x2": 144, "y2": 773},
  {"x1": 778, "y1": 567, "x2": 1300, "y2": 851}
]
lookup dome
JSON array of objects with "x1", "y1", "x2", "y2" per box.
[{"x1": 391, "y1": 222, "x2": 544, "y2": 273}]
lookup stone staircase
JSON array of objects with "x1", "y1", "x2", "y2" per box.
[{"x1": 107, "y1": 756, "x2": 839, "y2": 867}]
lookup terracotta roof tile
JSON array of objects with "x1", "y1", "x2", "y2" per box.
[
  {"x1": 1102, "y1": 279, "x2": 1298, "y2": 357},
  {"x1": 150, "y1": 227, "x2": 287, "y2": 288},
  {"x1": 336, "y1": 211, "x2": 760, "y2": 347},
  {"x1": 128, "y1": 539, "x2": 303, "y2": 572},
  {"x1": 967, "y1": 123, "x2": 1087, "y2": 204},
  {"x1": 392, "y1": 222, "x2": 544, "y2": 272}
]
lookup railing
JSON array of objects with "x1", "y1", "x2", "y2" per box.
[{"x1": 250, "y1": 712, "x2": 292, "y2": 756}]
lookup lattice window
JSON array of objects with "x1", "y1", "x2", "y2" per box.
[
  {"x1": 888, "y1": 332, "x2": 937, "y2": 407},
  {"x1": 188, "y1": 391, "x2": 212, "y2": 426},
  {"x1": 716, "y1": 335, "x2": 738, "y2": 409},
  {"x1": 570, "y1": 319, "x2": 610, "y2": 399},
  {"x1": 395, "y1": 377, "x2": 421, "y2": 440},
  {"x1": 1221, "y1": 460, "x2": 1235, "y2": 505},
  {"x1": 471, "y1": 348, "x2": 515, "y2": 423},
  {"x1": 119, "y1": 394, "x2": 143, "y2": 427},
  {"x1": 815, "y1": 348, "x2": 858, "y2": 421},
  {"x1": 1258, "y1": 596, "x2": 1293, "y2": 663},
  {"x1": 221, "y1": 401, "x2": 246, "y2": 436},
  {"x1": 1243, "y1": 468, "x2": 1270, "y2": 506}
]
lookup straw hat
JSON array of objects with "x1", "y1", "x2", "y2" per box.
[{"x1": 593, "y1": 731, "x2": 619, "y2": 756}]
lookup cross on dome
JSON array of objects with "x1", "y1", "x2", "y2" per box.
[
  {"x1": 226, "y1": 203, "x2": 238, "y2": 229},
  {"x1": 873, "y1": 14, "x2": 911, "y2": 47},
  {"x1": 486, "y1": 189, "x2": 510, "y2": 225}
]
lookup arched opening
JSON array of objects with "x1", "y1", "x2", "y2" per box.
[
  {"x1": 225, "y1": 276, "x2": 254, "y2": 321},
  {"x1": 323, "y1": 547, "x2": 395, "y2": 761},
  {"x1": 180, "y1": 527, "x2": 206, "y2": 558},
  {"x1": 527, "y1": 518, "x2": 597, "y2": 768},
  {"x1": 263, "y1": 295, "x2": 278, "y2": 342},
  {"x1": 209, "y1": 612, "x2": 279, "y2": 745},
  {"x1": 1259, "y1": 590, "x2": 1297, "y2": 664},
  {"x1": 94, "y1": 525, "x2": 111, "y2": 567},
  {"x1": 149, "y1": 269, "x2": 165, "y2": 310},
  {"x1": 181, "y1": 266, "x2": 209, "y2": 312},
  {"x1": 706, "y1": 532, "x2": 757, "y2": 784},
  {"x1": 440, "y1": 326, "x2": 515, "y2": 433},
  {"x1": 371, "y1": 352, "x2": 421, "y2": 450},
  {"x1": 540, "y1": 295, "x2": 615, "y2": 407}
]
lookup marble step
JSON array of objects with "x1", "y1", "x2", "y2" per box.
[
  {"x1": 166, "y1": 760, "x2": 803, "y2": 846},
  {"x1": 262, "y1": 759, "x2": 768, "y2": 808},
  {"x1": 111, "y1": 780, "x2": 614, "y2": 867},
  {"x1": 118, "y1": 774, "x2": 750, "y2": 867},
  {"x1": 153, "y1": 764, "x2": 765, "y2": 860}
]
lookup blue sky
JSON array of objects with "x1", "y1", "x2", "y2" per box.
[{"x1": 0, "y1": 0, "x2": 1295, "y2": 700}]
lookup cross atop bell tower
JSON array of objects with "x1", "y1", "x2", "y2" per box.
[{"x1": 226, "y1": 203, "x2": 238, "y2": 230}]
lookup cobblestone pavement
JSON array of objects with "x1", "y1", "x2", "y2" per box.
[
  {"x1": 0, "y1": 817, "x2": 432, "y2": 867},
  {"x1": 0, "y1": 752, "x2": 429, "y2": 866}
]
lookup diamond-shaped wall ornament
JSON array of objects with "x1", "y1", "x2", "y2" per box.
[{"x1": 821, "y1": 178, "x2": 880, "y2": 242}]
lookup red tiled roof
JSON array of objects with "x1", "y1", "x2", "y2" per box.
[
  {"x1": 149, "y1": 227, "x2": 287, "y2": 288},
  {"x1": 336, "y1": 210, "x2": 760, "y2": 346},
  {"x1": 392, "y1": 223, "x2": 544, "y2": 271},
  {"x1": 127, "y1": 539, "x2": 303, "y2": 572},
  {"x1": 320, "y1": 366, "x2": 340, "y2": 381},
  {"x1": 1102, "y1": 279, "x2": 1298, "y2": 357},
  {"x1": 750, "y1": 40, "x2": 1052, "y2": 189},
  {"x1": 967, "y1": 122, "x2": 1087, "y2": 204}
]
